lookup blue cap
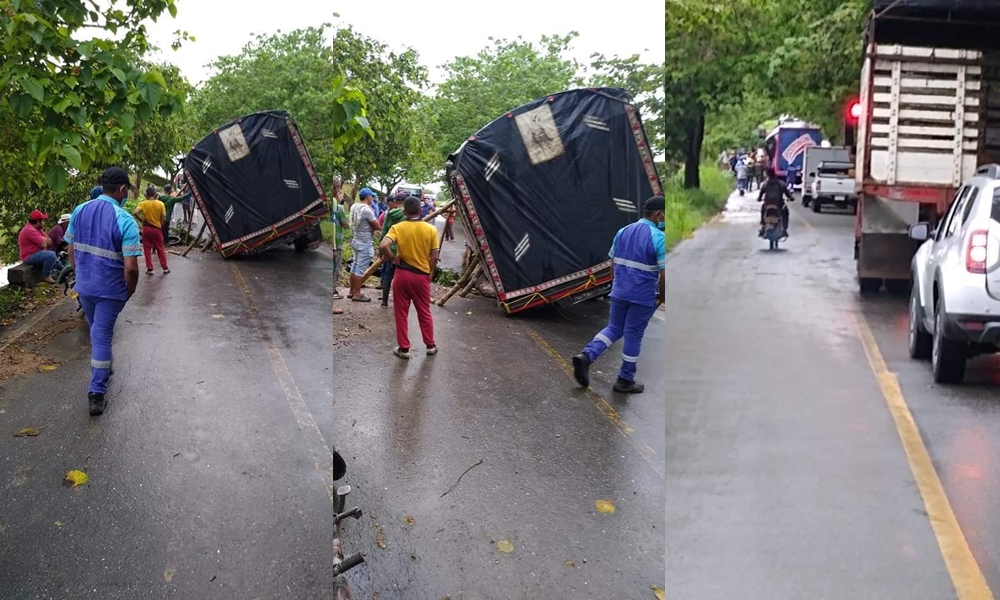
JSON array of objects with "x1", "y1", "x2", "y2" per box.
[
  {"x1": 90, "y1": 186, "x2": 103, "y2": 199},
  {"x1": 359, "y1": 187, "x2": 374, "y2": 198}
]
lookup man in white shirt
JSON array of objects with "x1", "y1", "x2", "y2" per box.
[{"x1": 348, "y1": 187, "x2": 379, "y2": 302}]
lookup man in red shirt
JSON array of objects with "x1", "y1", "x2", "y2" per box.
[{"x1": 18, "y1": 209, "x2": 58, "y2": 284}]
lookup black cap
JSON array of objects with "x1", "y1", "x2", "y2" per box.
[
  {"x1": 644, "y1": 195, "x2": 665, "y2": 211},
  {"x1": 99, "y1": 166, "x2": 133, "y2": 188}
]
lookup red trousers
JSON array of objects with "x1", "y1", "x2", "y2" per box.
[
  {"x1": 141, "y1": 225, "x2": 168, "y2": 271},
  {"x1": 393, "y1": 268, "x2": 435, "y2": 350}
]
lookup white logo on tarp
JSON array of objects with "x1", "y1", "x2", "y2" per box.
[
  {"x1": 514, "y1": 233, "x2": 530, "y2": 262},
  {"x1": 515, "y1": 103, "x2": 565, "y2": 166},
  {"x1": 224, "y1": 205, "x2": 235, "y2": 223},
  {"x1": 781, "y1": 134, "x2": 817, "y2": 164},
  {"x1": 284, "y1": 179, "x2": 300, "y2": 189},
  {"x1": 613, "y1": 197, "x2": 635, "y2": 212},
  {"x1": 485, "y1": 153, "x2": 500, "y2": 181},
  {"x1": 262, "y1": 129, "x2": 278, "y2": 139},
  {"x1": 584, "y1": 115, "x2": 609, "y2": 131},
  {"x1": 219, "y1": 123, "x2": 251, "y2": 163},
  {"x1": 201, "y1": 157, "x2": 212, "y2": 173}
]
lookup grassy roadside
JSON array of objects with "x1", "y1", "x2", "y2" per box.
[
  {"x1": 664, "y1": 166, "x2": 733, "y2": 250},
  {"x1": 0, "y1": 284, "x2": 63, "y2": 329}
]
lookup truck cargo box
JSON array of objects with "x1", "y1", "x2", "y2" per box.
[
  {"x1": 447, "y1": 87, "x2": 661, "y2": 314},
  {"x1": 184, "y1": 110, "x2": 330, "y2": 258}
]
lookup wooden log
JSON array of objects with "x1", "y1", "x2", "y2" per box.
[
  {"x1": 421, "y1": 199, "x2": 456, "y2": 222},
  {"x1": 360, "y1": 256, "x2": 384, "y2": 281},
  {"x1": 457, "y1": 263, "x2": 484, "y2": 298},
  {"x1": 182, "y1": 221, "x2": 208, "y2": 257},
  {"x1": 436, "y1": 255, "x2": 480, "y2": 307}
]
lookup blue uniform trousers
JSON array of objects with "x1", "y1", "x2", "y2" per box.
[
  {"x1": 78, "y1": 295, "x2": 126, "y2": 394},
  {"x1": 582, "y1": 299, "x2": 657, "y2": 382}
]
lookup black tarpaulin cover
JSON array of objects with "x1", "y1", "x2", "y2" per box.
[
  {"x1": 183, "y1": 110, "x2": 329, "y2": 258},
  {"x1": 447, "y1": 88, "x2": 661, "y2": 314}
]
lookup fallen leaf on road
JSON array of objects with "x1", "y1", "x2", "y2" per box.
[
  {"x1": 212, "y1": 314, "x2": 224, "y2": 319},
  {"x1": 210, "y1": 303, "x2": 218, "y2": 307},
  {"x1": 163, "y1": 564, "x2": 177, "y2": 582},
  {"x1": 565, "y1": 560, "x2": 575, "y2": 567},
  {"x1": 54, "y1": 521, "x2": 62, "y2": 527},
  {"x1": 652, "y1": 585, "x2": 665, "y2": 600},
  {"x1": 465, "y1": 311, "x2": 472, "y2": 315},
  {"x1": 372, "y1": 518, "x2": 386, "y2": 549},
  {"x1": 495, "y1": 540, "x2": 514, "y2": 553},
  {"x1": 39, "y1": 364, "x2": 59, "y2": 372},
  {"x1": 404, "y1": 516, "x2": 415, "y2": 526},
  {"x1": 596, "y1": 499, "x2": 615, "y2": 514},
  {"x1": 13, "y1": 427, "x2": 41, "y2": 437},
  {"x1": 64, "y1": 470, "x2": 88, "y2": 487}
]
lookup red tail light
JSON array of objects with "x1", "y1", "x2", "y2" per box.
[
  {"x1": 967, "y1": 229, "x2": 988, "y2": 273},
  {"x1": 815, "y1": 180, "x2": 821, "y2": 192}
]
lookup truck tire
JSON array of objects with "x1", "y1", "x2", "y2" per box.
[
  {"x1": 802, "y1": 195, "x2": 811, "y2": 208},
  {"x1": 885, "y1": 279, "x2": 911, "y2": 294},
  {"x1": 859, "y1": 277, "x2": 882, "y2": 294},
  {"x1": 908, "y1": 286, "x2": 932, "y2": 360},
  {"x1": 811, "y1": 199, "x2": 822, "y2": 213},
  {"x1": 932, "y1": 304, "x2": 966, "y2": 384}
]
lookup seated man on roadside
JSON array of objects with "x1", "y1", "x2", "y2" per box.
[
  {"x1": 18, "y1": 210, "x2": 59, "y2": 283},
  {"x1": 48, "y1": 213, "x2": 71, "y2": 253}
]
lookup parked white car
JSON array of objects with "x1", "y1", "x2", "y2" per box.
[
  {"x1": 907, "y1": 164, "x2": 1000, "y2": 383},
  {"x1": 808, "y1": 160, "x2": 858, "y2": 214}
]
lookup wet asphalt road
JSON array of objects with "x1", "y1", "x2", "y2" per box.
[
  {"x1": 666, "y1": 189, "x2": 1000, "y2": 598},
  {"x1": 334, "y1": 262, "x2": 665, "y2": 598},
  {"x1": 0, "y1": 244, "x2": 333, "y2": 599}
]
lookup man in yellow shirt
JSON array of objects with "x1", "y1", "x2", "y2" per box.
[
  {"x1": 380, "y1": 196, "x2": 440, "y2": 359},
  {"x1": 133, "y1": 186, "x2": 170, "y2": 275}
]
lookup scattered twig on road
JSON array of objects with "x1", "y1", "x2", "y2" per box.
[
  {"x1": 440, "y1": 459, "x2": 484, "y2": 498},
  {"x1": 182, "y1": 221, "x2": 208, "y2": 257}
]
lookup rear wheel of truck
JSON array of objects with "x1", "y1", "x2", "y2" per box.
[
  {"x1": 859, "y1": 277, "x2": 882, "y2": 294},
  {"x1": 932, "y1": 305, "x2": 967, "y2": 384},
  {"x1": 885, "y1": 279, "x2": 911, "y2": 295},
  {"x1": 802, "y1": 195, "x2": 811, "y2": 208},
  {"x1": 811, "y1": 199, "x2": 822, "y2": 213}
]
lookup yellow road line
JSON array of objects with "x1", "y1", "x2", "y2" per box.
[
  {"x1": 526, "y1": 328, "x2": 665, "y2": 480},
  {"x1": 230, "y1": 263, "x2": 334, "y2": 502},
  {"x1": 856, "y1": 315, "x2": 994, "y2": 599},
  {"x1": 794, "y1": 203, "x2": 817, "y2": 235}
]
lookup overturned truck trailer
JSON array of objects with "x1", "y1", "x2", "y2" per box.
[
  {"x1": 184, "y1": 110, "x2": 329, "y2": 258},
  {"x1": 446, "y1": 87, "x2": 662, "y2": 314}
]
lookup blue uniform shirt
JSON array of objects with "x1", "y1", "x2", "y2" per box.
[
  {"x1": 65, "y1": 195, "x2": 142, "y2": 301},
  {"x1": 608, "y1": 218, "x2": 666, "y2": 307}
]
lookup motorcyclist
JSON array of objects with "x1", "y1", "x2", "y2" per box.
[{"x1": 758, "y1": 168, "x2": 794, "y2": 239}]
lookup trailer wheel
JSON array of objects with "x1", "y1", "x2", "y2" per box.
[
  {"x1": 811, "y1": 199, "x2": 822, "y2": 213},
  {"x1": 859, "y1": 277, "x2": 882, "y2": 294},
  {"x1": 885, "y1": 279, "x2": 911, "y2": 295},
  {"x1": 802, "y1": 195, "x2": 811, "y2": 208}
]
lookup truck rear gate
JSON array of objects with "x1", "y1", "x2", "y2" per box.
[{"x1": 854, "y1": 1, "x2": 1000, "y2": 291}]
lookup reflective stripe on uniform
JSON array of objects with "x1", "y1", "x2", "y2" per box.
[
  {"x1": 74, "y1": 242, "x2": 123, "y2": 261},
  {"x1": 91, "y1": 359, "x2": 112, "y2": 369},
  {"x1": 596, "y1": 332, "x2": 613, "y2": 347},
  {"x1": 622, "y1": 354, "x2": 639, "y2": 363},
  {"x1": 613, "y1": 257, "x2": 658, "y2": 272}
]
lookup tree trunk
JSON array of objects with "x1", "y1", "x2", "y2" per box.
[{"x1": 683, "y1": 112, "x2": 705, "y2": 190}]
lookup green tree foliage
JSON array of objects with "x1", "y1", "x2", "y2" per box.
[
  {"x1": 0, "y1": 0, "x2": 187, "y2": 259},
  {"x1": 424, "y1": 33, "x2": 582, "y2": 172},
  {"x1": 126, "y1": 62, "x2": 194, "y2": 189},
  {"x1": 188, "y1": 24, "x2": 416, "y2": 198}
]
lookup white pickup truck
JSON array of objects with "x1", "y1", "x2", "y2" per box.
[{"x1": 809, "y1": 161, "x2": 858, "y2": 214}]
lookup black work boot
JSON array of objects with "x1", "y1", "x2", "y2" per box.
[
  {"x1": 381, "y1": 285, "x2": 390, "y2": 308},
  {"x1": 88, "y1": 393, "x2": 107, "y2": 416},
  {"x1": 572, "y1": 354, "x2": 591, "y2": 388},
  {"x1": 613, "y1": 378, "x2": 645, "y2": 394}
]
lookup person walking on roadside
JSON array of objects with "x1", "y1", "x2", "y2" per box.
[
  {"x1": 348, "y1": 187, "x2": 380, "y2": 302},
  {"x1": 377, "y1": 194, "x2": 407, "y2": 308},
  {"x1": 379, "y1": 196, "x2": 440, "y2": 359},
  {"x1": 444, "y1": 204, "x2": 457, "y2": 241},
  {"x1": 66, "y1": 166, "x2": 142, "y2": 416},
  {"x1": 572, "y1": 196, "x2": 666, "y2": 394},
  {"x1": 134, "y1": 186, "x2": 170, "y2": 275},
  {"x1": 18, "y1": 210, "x2": 58, "y2": 283}
]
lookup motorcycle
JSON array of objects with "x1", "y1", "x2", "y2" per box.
[
  {"x1": 333, "y1": 444, "x2": 365, "y2": 599},
  {"x1": 54, "y1": 244, "x2": 82, "y2": 313},
  {"x1": 761, "y1": 204, "x2": 785, "y2": 250}
]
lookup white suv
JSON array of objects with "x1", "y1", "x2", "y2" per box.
[{"x1": 907, "y1": 164, "x2": 1000, "y2": 383}]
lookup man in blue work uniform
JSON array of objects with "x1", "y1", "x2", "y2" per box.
[
  {"x1": 572, "y1": 196, "x2": 666, "y2": 394},
  {"x1": 66, "y1": 167, "x2": 142, "y2": 416}
]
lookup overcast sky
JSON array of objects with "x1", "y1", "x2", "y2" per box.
[{"x1": 145, "y1": 0, "x2": 665, "y2": 87}]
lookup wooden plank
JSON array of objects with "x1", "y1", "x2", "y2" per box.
[
  {"x1": 875, "y1": 60, "x2": 982, "y2": 76},
  {"x1": 870, "y1": 150, "x2": 979, "y2": 186},
  {"x1": 873, "y1": 107, "x2": 979, "y2": 122},
  {"x1": 872, "y1": 76, "x2": 982, "y2": 91},
  {"x1": 870, "y1": 123, "x2": 978, "y2": 138},
  {"x1": 871, "y1": 136, "x2": 978, "y2": 150},
  {"x1": 874, "y1": 45, "x2": 982, "y2": 61},
  {"x1": 872, "y1": 92, "x2": 980, "y2": 107}
]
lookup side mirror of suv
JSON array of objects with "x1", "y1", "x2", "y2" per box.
[{"x1": 909, "y1": 222, "x2": 931, "y2": 242}]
